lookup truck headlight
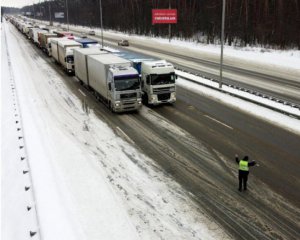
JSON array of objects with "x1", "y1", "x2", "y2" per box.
[{"x1": 115, "y1": 101, "x2": 121, "y2": 107}]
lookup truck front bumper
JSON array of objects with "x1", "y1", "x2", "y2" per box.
[{"x1": 113, "y1": 99, "x2": 142, "y2": 112}]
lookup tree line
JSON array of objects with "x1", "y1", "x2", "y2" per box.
[{"x1": 12, "y1": 0, "x2": 300, "y2": 49}]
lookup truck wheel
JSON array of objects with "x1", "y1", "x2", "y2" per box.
[
  {"x1": 110, "y1": 102, "x2": 115, "y2": 113},
  {"x1": 142, "y1": 93, "x2": 148, "y2": 105}
]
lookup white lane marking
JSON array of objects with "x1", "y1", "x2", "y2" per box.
[
  {"x1": 78, "y1": 89, "x2": 86, "y2": 97},
  {"x1": 204, "y1": 115, "x2": 233, "y2": 130},
  {"x1": 116, "y1": 126, "x2": 135, "y2": 145}
]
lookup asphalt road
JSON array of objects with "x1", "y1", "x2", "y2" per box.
[{"x1": 11, "y1": 23, "x2": 300, "y2": 240}]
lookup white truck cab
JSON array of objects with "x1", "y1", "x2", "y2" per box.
[{"x1": 141, "y1": 60, "x2": 176, "y2": 105}]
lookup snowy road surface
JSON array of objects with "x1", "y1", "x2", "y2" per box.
[
  {"x1": 3, "y1": 18, "x2": 300, "y2": 240},
  {"x1": 2, "y1": 21, "x2": 231, "y2": 240}
]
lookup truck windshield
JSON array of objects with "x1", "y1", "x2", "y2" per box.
[
  {"x1": 66, "y1": 56, "x2": 74, "y2": 63},
  {"x1": 114, "y1": 75, "x2": 140, "y2": 91},
  {"x1": 151, "y1": 73, "x2": 175, "y2": 85}
]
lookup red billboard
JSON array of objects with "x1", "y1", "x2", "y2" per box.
[{"x1": 152, "y1": 9, "x2": 178, "y2": 24}]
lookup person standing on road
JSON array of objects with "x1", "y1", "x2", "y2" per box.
[{"x1": 235, "y1": 154, "x2": 256, "y2": 191}]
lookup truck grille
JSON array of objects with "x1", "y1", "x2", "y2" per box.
[
  {"x1": 153, "y1": 87, "x2": 172, "y2": 94},
  {"x1": 158, "y1": 93, "x2": 171, "y2": 101},
  {"x1": 120, "y1": 93, "x2": 137, "y2": 99},
  {"x1": 123, "y1": 101, "x2": 136, "y2": 105}
]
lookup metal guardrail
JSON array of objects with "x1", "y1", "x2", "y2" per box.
[{"x1": 175, "y1": 67, "x2": 300, "y2": 120}]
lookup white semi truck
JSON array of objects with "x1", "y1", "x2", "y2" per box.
[
  {"x1": 136, "y1": 60, "x2": 176, "y2": 105},
  {"x1": 51, "y1": 39, "x2": 82, "y2": 74},
  {"x1": 33, "y1": 29, "x2": 48, "y2": 46},
  {"x1": 114, "y1": 52, "x2": 176, "y2": 105},
  {"x1": 74, "y1": 52, "x2": 142, "y2": 112}
]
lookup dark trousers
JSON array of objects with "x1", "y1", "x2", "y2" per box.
[{"x1": 238, "y1": 170, "x2": 249, "y2": 190}]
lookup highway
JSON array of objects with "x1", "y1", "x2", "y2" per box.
[
  {"x1": 10, "y1": 22, "x2": 300, "y2": 239},
  {"x1": 84, "y1": 31, "x2": 300, "y2": 106}
]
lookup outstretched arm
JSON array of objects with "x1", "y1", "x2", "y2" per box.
[
  {"x1": 249, "y1": 160, "x2": 256, "y2": 167},
  {"x1": 235, "y1": 154, "x2": 240, "y2": 164}
]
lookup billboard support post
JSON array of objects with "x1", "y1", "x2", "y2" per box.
[{"x1": 169, "y1": 0, "x2": 171, "y2": 42}]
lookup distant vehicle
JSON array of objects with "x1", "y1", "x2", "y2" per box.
[
  {"x1": 117, "y1": 40, "x2": 129, "y2": 46},
  {"x1": 38, "y1": 32, "x2": 57, "y2": 53},
  {"x1": 53, "y1": 31, "x2": 74, "y2": 39},
  {"x1": 79, "y1": 32, "x2": 87, "y2": 38},
  {"x1": 88, "y1": 30, "x2": 95, "y2": 36},
  {"x1": 51, "y1": 38, "x2": 82, "y2": 74}
]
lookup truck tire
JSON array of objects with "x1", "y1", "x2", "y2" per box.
[
  {"x1": 142, "y1": 93, "x2": 148, "y2": 105},
  {"x1": 109, "y1": 101, "x2": 115, "y2": 113}
]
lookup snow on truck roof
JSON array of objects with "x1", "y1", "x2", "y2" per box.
[
  {"x1": 89, "y1": 54, "x2": 131, "y2": 65},
  {"x1": 57, "y1": 40, "x2": 82, "y2": 47},
  {"x1": 74, "y1": 48, "x2": 107, "y2": 55},
  {"x1": 75, "y1": 38, "x2": 98, "y2": 44},
  {"x1": 142, "y1": 60, "x2": 173, "y2": 68}
]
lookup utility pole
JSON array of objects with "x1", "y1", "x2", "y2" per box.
[
  {"x1": 48, "y1": 0, "x2": 52, "y2": 26},
  {"x1": 65, "y1": 0, "x2": 69, "y2": 31},
  {"x1": 99, "y1": 0, "x2": 104, "y2": 49},
  {"x1": 219, "y1": 0, "x2": 226, "y2": 88},
  {"x1": 39, "y1": 0, "x2": 42, "y2": 19}
]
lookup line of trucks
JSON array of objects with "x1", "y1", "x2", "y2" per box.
[{"x1": 9, "y1": 16, "x2": 177, "y2": 113}]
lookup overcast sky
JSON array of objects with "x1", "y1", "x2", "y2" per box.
[{"x1": 2, "y1": 0, "x2": 39, "y2": 8}]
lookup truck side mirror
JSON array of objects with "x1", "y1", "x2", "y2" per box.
[
  {"x1": 146, "y1": 75, "x2": 150, "y2": 85},
  {"x1": 108, "y1": 82, "x2": 111, "y2": 91}
]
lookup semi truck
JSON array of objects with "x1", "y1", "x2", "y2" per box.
[
  {"x1": 51, "y1": 39, "x2": 82, "y2": 74},
  {"x1": 33, "y1": 29, "x2": 48, "y2": 46},
  {"x1": 138, "y1": 60, "x2": 176, "y2": 105},
  {"x1": 53, "y1": 31, "x2": 74, "y2": 39},
  {"x1": 74, "y1": 38, "x2": 99, "y2": 48},
  {"x1": 114, "y1": 51, "x2": 176, "y2": 105},
  {"x1": 75, "y1": 52, "x2": 142, "y2": 112},
  {"x1": 38, "y1": 32, "x2": 57, "y2": 53}
]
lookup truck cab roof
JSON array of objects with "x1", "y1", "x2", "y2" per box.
[
  {"x1": 74, "y1": 48, "x2": 107, "y2": 55},
  {"x1": 141, "y1": 60, "x2": 174, "y2": 74},
  {"x1": 57, "y1": 40, "x2": 82, "y2": 48},
  {"x1": 75, "y1": 38, "x2": 98, "y2": 45},
  {"x1": 110, "y1": 66, "x2": 139, "y2": 77}
]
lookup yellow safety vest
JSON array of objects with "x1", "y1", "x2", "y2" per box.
[{"x1": 239, "y1": 160, "x2": 249, "y2": 171}]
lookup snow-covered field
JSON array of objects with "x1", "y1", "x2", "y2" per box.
[{"x1": 2, "y1": 18, "x2": 300, "y2": 240}]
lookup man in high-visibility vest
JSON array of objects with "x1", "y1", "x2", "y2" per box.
[{"x1": 235, "y1": 154, "x2": 256, "y2": 191}]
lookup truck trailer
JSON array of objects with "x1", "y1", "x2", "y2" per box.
[
  {"x1": 33, "y1": 28, "x2": 48, "y2": 46},
  {"x1": 51, "y1": 39, "x2": 82, "y2": 74},
  {"x1": 74, "y1": 48, "x2": 108, "y2": 85},
  {"x1": 38, "y1": 32, "x2": 57, "y2": 53},
  {"x1": 76, "y1": 53, "x2": 142, "y2": 112}
]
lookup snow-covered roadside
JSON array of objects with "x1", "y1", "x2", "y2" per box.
[{"x1": 2, "y1": 21, "x2": 232, "y2": 240}]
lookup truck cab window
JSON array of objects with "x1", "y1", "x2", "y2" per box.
[{"x1": 150, "y1": 73, "x2": 175, "y2": 85}]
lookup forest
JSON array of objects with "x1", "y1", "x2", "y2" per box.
[{"x1": 7, "y1": 0, "x2": 300, "y2": 49}]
